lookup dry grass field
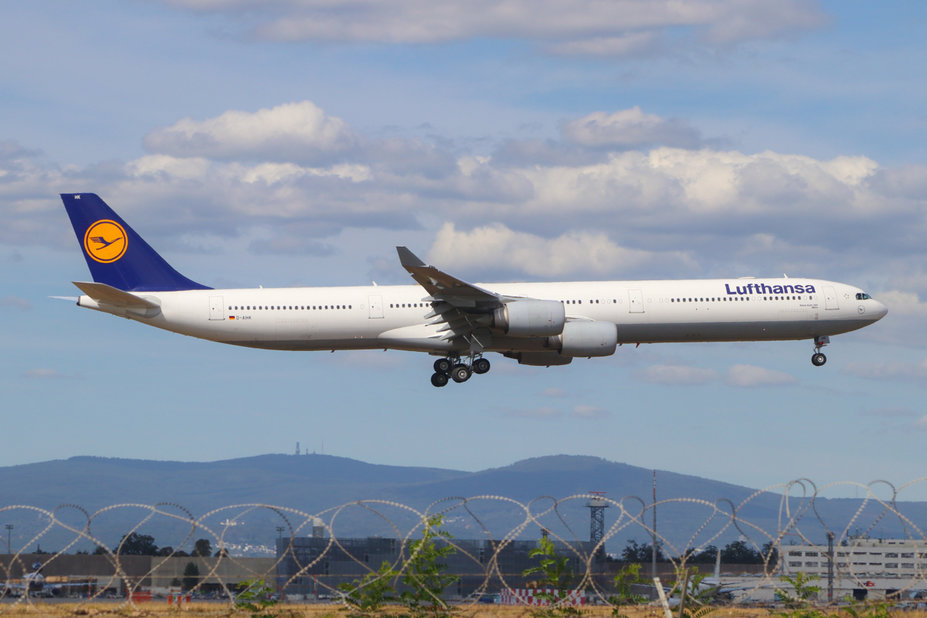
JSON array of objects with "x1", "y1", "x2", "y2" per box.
[{"x1": 0, "y1": 604, "x2": 924, "y2": 617}]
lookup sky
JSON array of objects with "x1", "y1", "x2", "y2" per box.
[{"x1": 2, "y1": 0, "x2": 927, "y2": 501}]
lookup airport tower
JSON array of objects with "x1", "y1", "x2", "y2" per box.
[{"x1": 586, "y1": 491, "x2": 608, "y2": 546}]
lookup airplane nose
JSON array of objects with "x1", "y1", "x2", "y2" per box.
[{"x1": 872, "y1": 300, "x2": 888, "y2": 320}]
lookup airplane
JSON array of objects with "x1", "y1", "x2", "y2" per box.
[
  {"x1": 2, "y1": 562, "x2": 90, "y2": 598},
  {"x1": 654, "y1": 550, "x2": 757, "y2": 611},
  {"x1": 60, "y1": 193, "x2": 888, "y2": 387}
]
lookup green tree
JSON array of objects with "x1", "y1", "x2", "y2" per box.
[
  {"x1": 621, "y1": 539, "x2": 665, "y2": 563},
  {"x1": 400, "y1": 514, "x2": 458, "y2": 616},
  {"x1": 761, "y1": 541, "x2": 779, "y2": 564},
  {"x1": 721, "y1": 540, "x2": 762, "y2": 564},
  {"x1": 235, "y1": 578, "x2": 278, "y2": 617},
  {"x1": 339, "y1": 561, "x2": 398, "y2": 616},
  {"x1": 182, "y1": 561, "x2": 200, "y2": 591},
  {"x1": 609, "y1": 562, "x2": 648, "y2": 608},
  {"x1": 192, "y1": 538, "x2": 212, "y2": 557},
  {"x1": 775, "y1": 572, "x2": 821, "y2": 609},
  {"x1": 686, "y1": 545, "x2": 717, "y2": 564},
  {"x1": 117, "y1": 532, "x2": 158, "y2": 555},
  {"x1": 670, "y1": 565, "x2": 717, "y2": 610},
  {"x1": 523, "y1": 535, "x2": 579, "y2": 615}
]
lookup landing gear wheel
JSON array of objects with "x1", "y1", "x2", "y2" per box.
[
  {"x1": 433, "y1": 358, "x2": 452, "y2": 374},
  {"x1": 811, "y1": 353, "x2": 827, "y2": 367},
  {"x1": 431, "y1": 372, "x2": 449, "y2": 387},
  {"x1": 450, "y1": 364, "x2": 472, "y2": 383},
  {"x1": 472, "y1": 357, "x2": 491, "y2": 375}
]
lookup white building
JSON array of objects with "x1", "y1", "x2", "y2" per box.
[{"x1": 780, "y1": 537, "x2": 927, "y2": 600}]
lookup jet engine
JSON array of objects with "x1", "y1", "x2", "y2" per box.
[
  {"x1": 492, "y1": 300, "x2": 566, "y2": 336},
  {"x1": 548, "y1": 321, "x2": 617, "y2": 357}
]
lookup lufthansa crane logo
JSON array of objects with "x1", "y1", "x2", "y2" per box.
[{"x1": 83, "y1": 220, "x2": 127, "y2": 263}]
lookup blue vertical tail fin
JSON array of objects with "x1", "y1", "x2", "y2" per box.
[{"x1": 61, "y1": 193, "x2": 211, "y2": 292}]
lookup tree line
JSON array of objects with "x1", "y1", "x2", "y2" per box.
[
  {"x1": 82, "y1": 533, "x2": 225, "y2": 558},
  {"x1": 618, "y1": 539, "x2": 778, "y2": 564}
]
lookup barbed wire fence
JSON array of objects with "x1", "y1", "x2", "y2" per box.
[{"x1": 2, "y1": 479, "x2": 927, "y2": 611}]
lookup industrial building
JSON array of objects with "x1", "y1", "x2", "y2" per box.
[
  {"x1": 274, "y1": 534, "x2": 600, "y2": 600},
  {"x1": 781, "y1": 537, "x2": 927, "y2": 601}
]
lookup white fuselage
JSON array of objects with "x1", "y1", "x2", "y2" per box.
[{"x1": 76, "y1": 277, "x2": 887, "y2": 355}]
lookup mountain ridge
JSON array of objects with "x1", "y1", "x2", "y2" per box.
[{"x1": 2, "y1": 453, "x2": 922, "y2": 553}]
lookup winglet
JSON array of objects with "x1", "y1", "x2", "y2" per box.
[{"x1": 396, "y1": 246, "x2": 427, "y2": 268}]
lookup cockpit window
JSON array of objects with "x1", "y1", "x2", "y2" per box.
[{"x1": 856, "y1": 292, "x2": 872, "y2": 300}]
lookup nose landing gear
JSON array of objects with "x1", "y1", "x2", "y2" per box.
[
  {"x1": 811, "y1": 335, "x2": 829, "y2": 366},
  {"x1": 430, "y1": 355, "x2": 491, "y2": 387}
]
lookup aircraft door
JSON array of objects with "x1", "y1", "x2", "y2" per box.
[
  {"x1": 628, "y1": 289, "x2": 644, "y2": 313},
  {"x1": 209, "y1": 295, "x2": 225, "y2": 320},
  {"x1": 368, "y1": 295, "x2": 384, "y2": 319},
  {"x1": 823, "y1": 286, "x2": 839, "y2": 310}
]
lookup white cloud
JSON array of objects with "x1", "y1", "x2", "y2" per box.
[
  {"x1": 427, "y1": 222, "x2": 693, "y2": 278},
  {"x1": 127, "y1": 155, "x2": 212, "y2": 180},
  {"x1": 504, "y1": 406, "x2": 561, "y2": 419},
  {"x1": 159, "y1": 0, "x2": 827, "y2": 54},
  {"x1": 0, "y1": 296, "x2": 32, "y2": 311},
  {"x1": 571, "y1": 405, "x2": 609, "y2": 419},
  {"x1": 22, "y1": 368, "x2": 70, "y2": 379},
  {"x1": 725, "y1": 364, "x2": 796, "y2": 387},
  {"x1": 877, "y1": 290, "x2": 927, "y2": 317},
  {"x1": 7, "y1": 100, "x2": 925, "y2": 308},
  {"x1": 547, "y1": 32, "x2": 660, "y2": 57},
  {"x1": 562, "y1": 108, "x2": 703, "y2": 150},
  {"x1": 144, "y1": 101, "x2": 358, "y2": 164}
]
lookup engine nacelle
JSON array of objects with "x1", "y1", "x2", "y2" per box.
[
  {"x1": 493, "y1": 300, "x2": 565, "y2": 337},
  {"x1": 548, "y1": 321, "x2": 617, "y2": 357}
]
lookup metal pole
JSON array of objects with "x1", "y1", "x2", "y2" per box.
[
  {"x1": 652, "y1": 470, "x2": 657, "y2": 580},
  {"x1": 827, "y1": 532, "x2": 834, "y2": 603},
  {"x1": 4, "y1": 524, "x2": 12, "y2": 553}
]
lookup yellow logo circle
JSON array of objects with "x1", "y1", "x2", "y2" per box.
[{"x1": 83, "y1": 220, "x2": 128, "y2": 263}]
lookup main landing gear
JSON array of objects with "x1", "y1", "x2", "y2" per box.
[
  {"x1": 811, "y1": 335, "x2": 829, "y2": 366},
  {"x1": 430, "y1": 356, "x2": 491, "y2": 387}
]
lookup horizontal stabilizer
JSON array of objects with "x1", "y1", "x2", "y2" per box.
[{"x1": 72, "y1": 281, "x2": 160, "y2": 309}]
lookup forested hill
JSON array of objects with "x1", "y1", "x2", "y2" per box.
[{"x1": 1, "y1": 454, "x2": 921, "y2": 554}]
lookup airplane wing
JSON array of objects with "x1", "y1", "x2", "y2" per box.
[
  {"x1": 396, "y1": 247, "x2": 501, "y2": 306},
  {"x1": 72, "y1": 281, "x2": 160, "y2": 310},
  {"x1": 396, "y1": 247, "x2": 504, "y2": 351}
]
